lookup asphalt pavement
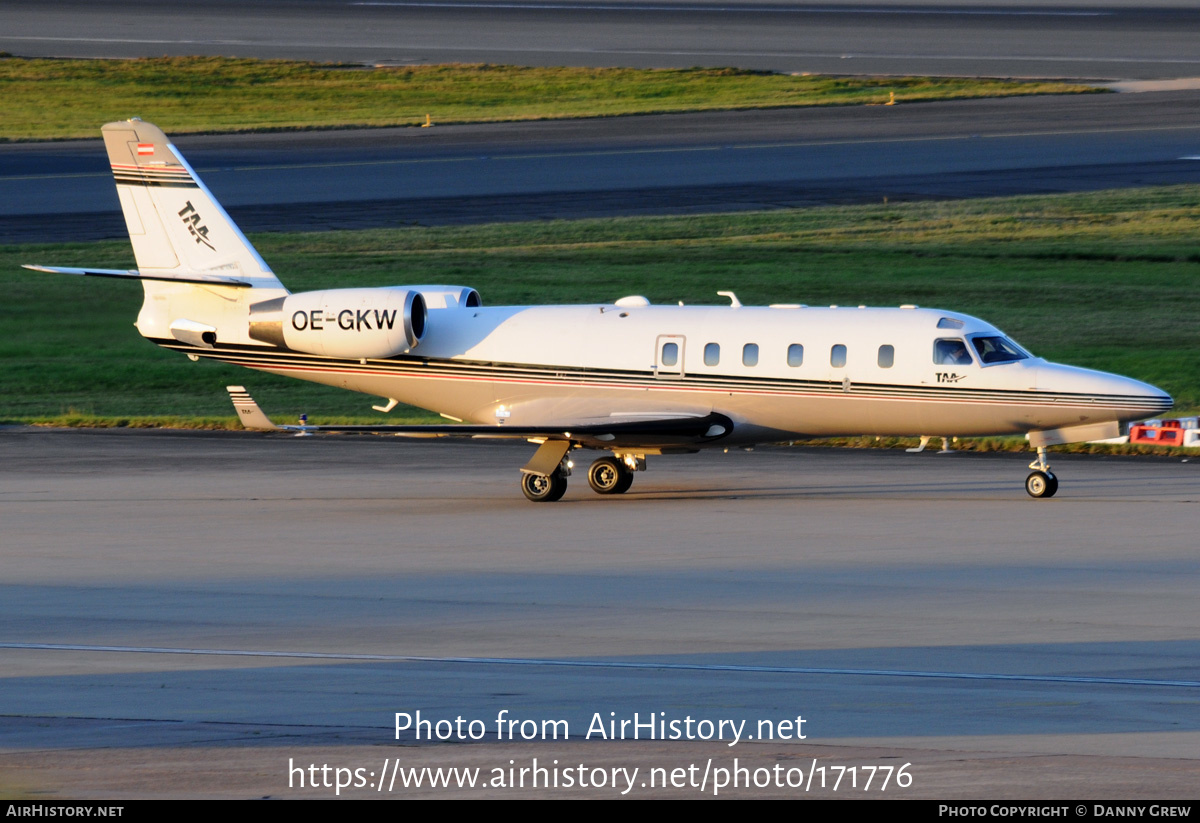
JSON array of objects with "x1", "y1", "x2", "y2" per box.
[
  {"x1": 2, "y1": 429, "x2": 1198, "y2": 797},
  {"x1": 4, "y1": 0, "x2": 1200, "y2": 79},
  {"x1": 4, "y1": 93, "x2": 1200, "y2": 242}
]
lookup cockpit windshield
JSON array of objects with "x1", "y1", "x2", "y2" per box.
[{"x1": 971, "y1": 336, "x2": 1030, "y2": 364}]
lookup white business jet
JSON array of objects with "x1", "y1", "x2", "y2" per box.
[{"x1": 25, "y1": 120, "x2": 1172, "y2": 501}]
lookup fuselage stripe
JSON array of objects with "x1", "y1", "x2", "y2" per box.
[{"x1": 154, "y1": 340, "x2": 1167, "y2": 411}]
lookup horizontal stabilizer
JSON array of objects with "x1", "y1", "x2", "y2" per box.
[{"x1": 22, "y1": 265, "x2": 252, "y2": 288}]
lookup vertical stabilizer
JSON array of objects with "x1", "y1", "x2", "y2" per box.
[{"x1": 102, "y1": 119, "x2": 284, "y2": 289}]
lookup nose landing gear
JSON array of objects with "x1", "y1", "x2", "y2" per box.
[{"x1": 1025, "y1": 447, "x2": 1059, "y2": 498}]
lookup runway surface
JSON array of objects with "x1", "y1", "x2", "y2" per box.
[
  {"x1": 5, "y1": 92, "x2": 1200, "y2": 243},
  {"x1": 4, "y1": 0, "x2": 1200, "y2": 80},
  {"x1": 2, "y1": 428, "x2": 1199, "y2": 797}
]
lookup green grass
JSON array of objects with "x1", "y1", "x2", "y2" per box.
[
  {"x1": 3, "y1": 185, "x2": 1198, "y2": 435},
  {"x1": 0, "y1": 56, "x2": 1101, "y2": 140}
]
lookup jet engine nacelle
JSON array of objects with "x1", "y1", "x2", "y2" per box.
[
  {"x1": 410, "y1": 285, "x2": 482, "y2": 309},
  {"x1": 248, "y1": 287, "x2": 427, "y2": 358}
]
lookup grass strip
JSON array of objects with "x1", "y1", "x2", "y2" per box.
[
  {"x1": 0, "y1": 56, "x2": 1100, "y2": 141},
  {"x1": 2, "y1": 186, "x2": 1197, "y2": 444}
]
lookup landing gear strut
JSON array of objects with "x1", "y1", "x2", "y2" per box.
[
  {"x1": 1025, "y1": 447, "x2": 1059, "y2": 498},
  {"x1": 587, "y1": 456, "x2": 634, "y2": 495}
]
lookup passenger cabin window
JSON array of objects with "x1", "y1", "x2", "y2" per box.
[
  {"x1": 661, "y1": 342, "x2": 678, "y2": 366},
  {"x1": 787, "y1": 344, "x2": 804, "y2": 367},
  {"x1": 934, "y1": 338, "x2": 973, "y2": 366},
  {"x1": 972, "y1": 336, "x2": 1030, "y2": 364},
  {"x1": 742, "y1": 343, "x2": 759, "y2": 367},
  {"x1": 878, "y1": 345, "x2": 894, "y2": 368},
  {"x1": 831, "y1": 344, "x2": 847, "y2": 368},
  {"x1": 704, "y1": 342, "x2": 720, "y2": 366}
]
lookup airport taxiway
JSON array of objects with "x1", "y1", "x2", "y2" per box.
[
  {"x1": 1, "y1": 429, "x2": 1198, "y2": 797},
  {"x1": 4, "y1": 92, "x2": 1200, "y2": 243},
  {"x1": 5, "y1": 0, "x2": 1200, "y2": 80}
]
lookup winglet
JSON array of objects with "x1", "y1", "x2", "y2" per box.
[{"x1": 227, "y1": 386, "x2": 278, "y2": 430}]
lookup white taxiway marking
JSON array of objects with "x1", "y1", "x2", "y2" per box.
[
  {"x1": 351, "y1": 2, "x2": 1109, "y2": 15},
  {"x1": 4, "y1": 642, "x2": 1199, "y2": 689}
]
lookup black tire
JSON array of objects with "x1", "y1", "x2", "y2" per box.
[
  {"x1": 1025, "y1": 470, "x2": 1058, "y2": 498},
  {"x1": 522, "y1": 470, "x2": 568, "y2": 502},
  {"x1": 613, "y1": 470, "x2": 634, "y2": 494},
  {"x1": 588, "y1": 457, "x2": 633, "y2": 495},
  {"x1": 546, "y1": 471, "x2": 568, "y2": 501}
]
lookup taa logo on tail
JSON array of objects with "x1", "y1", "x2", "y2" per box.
[{"x1": 178, "y1": 201, "x2": 215, "y2": 250}]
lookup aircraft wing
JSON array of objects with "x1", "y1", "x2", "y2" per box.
[
  {"x1": 228, "y1": 386, "x2": 732, "y2": 448},
  {"x1": 22, "y1": 265, "x2": 253, "y2": 288}
]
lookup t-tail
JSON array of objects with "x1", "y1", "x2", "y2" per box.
[
  {"x1": 102, "y1": 118, "x2": 283, "y2": 290},
  {"x1": 25, "y1": 118, "x2": 290, "y2": 351},
  {"x1": 26, "y1": 119, "x2": 441, "y2": 363}
]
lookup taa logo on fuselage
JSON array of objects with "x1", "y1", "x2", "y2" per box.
[
  {"x1": 936, "y1": 372, "x2": 967, "y2": 383},
  {"x1": 178, "y1": 201, "x2": 215, "y2": 250}
]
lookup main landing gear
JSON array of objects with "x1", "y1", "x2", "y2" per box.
[
  {"x1": 519, "y1": 444, "x2": 645, "y2": 502},
  {"x1": 1025, "y1": 446, "x2": 1059, "y2": 499},
  {"x1": 586, "y1": 456, "x2": 634, "y2": 495},
  {"x1": 521, "y1": 469, "x2": 569, "y2": 502}
]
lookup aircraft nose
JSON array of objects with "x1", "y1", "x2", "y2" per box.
[{"x1": 1038, "y1": 362, "x2": 1173, "y2": 420}]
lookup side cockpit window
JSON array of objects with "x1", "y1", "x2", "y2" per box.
[
  {"x1": 934, "y1": 338, "x2": 973, "y2": 366},
  {"x1": 971, "y1": 336, "x2": 1030, "y2": 365}
]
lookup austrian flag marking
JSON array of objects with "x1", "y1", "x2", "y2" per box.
[{"x1": 136, "y1": 143, "x2": 155, "y2": 156}]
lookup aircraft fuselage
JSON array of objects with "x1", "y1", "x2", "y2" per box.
[{"x1": 151, "y1": 301, "x2": 1171, "y2": 447}]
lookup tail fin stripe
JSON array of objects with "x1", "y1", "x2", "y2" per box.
[
  {"x1": 111, "y1": 162, "x2": 190, "y2": 172},
  {"x1": 113, "y1": 167, "x2": 196, "y2": 185},
  {"x1": 112, "y1": 167, "x2": 192, "y2": 177},
  {"x1": 113, "y1": 178, "x2": 199, "y2": 189}
]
